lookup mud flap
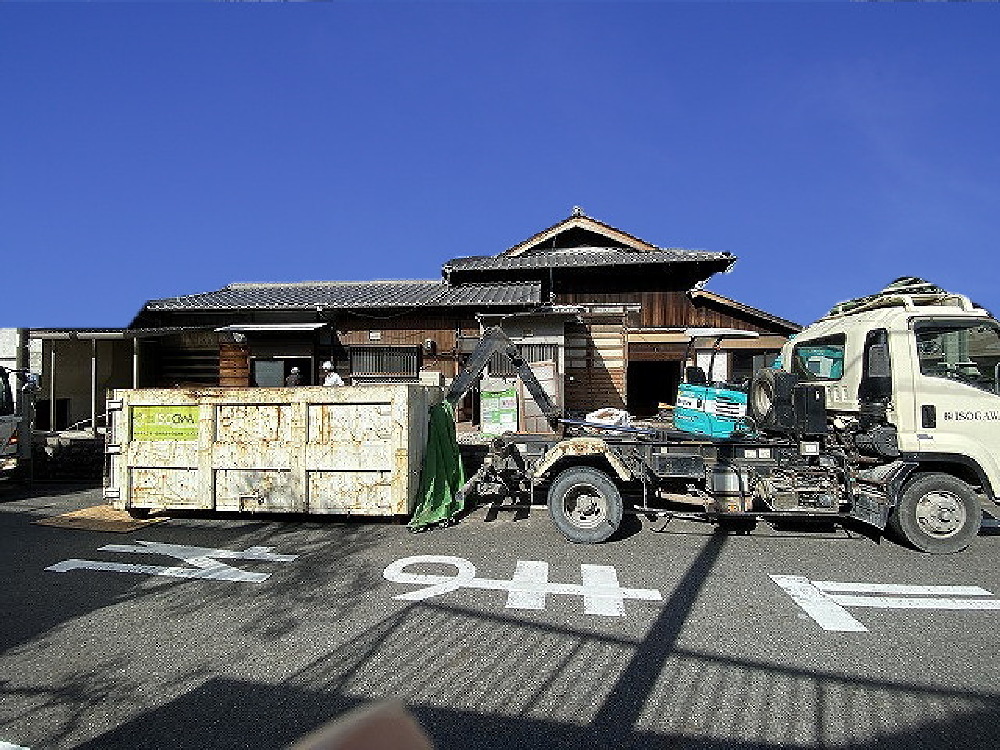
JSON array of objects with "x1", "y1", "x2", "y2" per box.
[{"x1": 849, "y1": 460, "x2": 917, "y2": 530}]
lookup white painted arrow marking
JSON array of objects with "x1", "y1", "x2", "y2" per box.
[
  {"x1": 46, "y1": 541, "x2": 298, "y2": 583},
  {"x1": 383, "y1": 555, "x2": 662, "y2": 618},
  {"x1": 771, "y1": 574, "x2": 1000, "y2": 632}
]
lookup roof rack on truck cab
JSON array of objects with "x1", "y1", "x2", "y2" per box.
[{"x1": 823, "y1": 277, "x2": 978, "y2": 319}]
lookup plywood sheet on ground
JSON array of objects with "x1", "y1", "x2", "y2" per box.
[{"x1": 34, "y1": 505, "x2": 167, "y2": 533}]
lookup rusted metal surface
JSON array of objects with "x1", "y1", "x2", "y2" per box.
[
  {"x1": 532, "y1": 436, "x2": 634, "y2": 483},
  {"x1": 106, "y1": 385, "x2": 441, "y2": 517}
]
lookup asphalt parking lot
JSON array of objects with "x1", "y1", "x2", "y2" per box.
[{"x1": 2, "y1": 481, "x2": 1000, "y2": 749}]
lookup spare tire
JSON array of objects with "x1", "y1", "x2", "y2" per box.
[{"x1": 749, "y1": 367, "x2": 778, "y2": 426}]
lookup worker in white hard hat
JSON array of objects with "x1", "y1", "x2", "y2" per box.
[
  {"x1": 285, "y1": 366, "x2": 302, "y2": 387},
  {"x1": 321, "y1": 360, "x2": 344, "y2": 387}
]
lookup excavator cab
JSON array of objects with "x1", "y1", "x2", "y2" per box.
[{"x1": 673, "y1": 328, "x2": 759, "y2": 439}]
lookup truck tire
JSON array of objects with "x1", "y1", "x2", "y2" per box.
[
  {"x1": 887, "y1": 473, "x2": 981, "y2": 554},
  {"x1": 547, "y1": 466, "x2": 623, "y2": 544}
]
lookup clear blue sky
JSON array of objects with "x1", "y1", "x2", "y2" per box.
[{"x1": 2, "y1": 2, "x2": 998, "y2": 329}]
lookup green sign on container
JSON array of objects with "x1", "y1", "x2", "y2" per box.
[{"x1": 132, "y1": 405, "x2": 200, "y2": 441}]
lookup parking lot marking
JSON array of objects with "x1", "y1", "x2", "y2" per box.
[
  {"x1": 46, "y1": 541, "x2": 298, "y2": 583},
  {"x1": 771, "y1": 574, "x2": 1000, "y2": 632},
  {"x1": 383, "y1": 555, "x2": 662, "y2": 618}
]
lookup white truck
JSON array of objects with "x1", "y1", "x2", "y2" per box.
[
  {"x1": 0, "y1": 366, "x2": 38, "y2": 482},
  {"x1": 461, "y1": 278, "x2": 1000, "y2": 553}
]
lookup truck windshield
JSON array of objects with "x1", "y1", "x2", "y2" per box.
[
  {"x1": 792, "y1": 335, "x2": 846, "y2": 381},
  {"x1": 915, "y1": 319, "x2": 1000, "y2": 393}
]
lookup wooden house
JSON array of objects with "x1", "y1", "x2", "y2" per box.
[{"x1": 34, "y1": 209, "x2": 800, "y2": 431}]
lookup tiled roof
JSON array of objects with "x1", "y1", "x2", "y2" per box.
[
  {"x1": 444, "y1": 247, "x2": 735, "y2": 273},
  {"x1": 142, "y1": 280, "x2": 541, "y2": 312}
]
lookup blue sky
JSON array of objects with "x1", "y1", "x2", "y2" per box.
[{"x1": 2, "y1": 2, "x2": 998, "y2": 329}]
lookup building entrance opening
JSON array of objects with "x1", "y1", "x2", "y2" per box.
[
  {"x1": 252, "y1": 357, "x2": 314, "y2": 387},
  {"x1": 626, "y1": 360, "x2": 681, "y2": 417}
]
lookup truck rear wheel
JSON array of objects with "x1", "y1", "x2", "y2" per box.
[
  {"x1": 547, "y1": 466, "x2": 623, "y2": 544},
  {"x1": 888, "y1": 473, "x2": 981, "y2": 554}
]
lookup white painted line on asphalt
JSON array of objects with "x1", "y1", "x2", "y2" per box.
[
  {"x1": 829, "y1": 595, "x2": 1000, "y2": 611},
  {"x1": 772, "y1": 574, "x2": 1000, "y2": 632},
  {"x1": 770, "y1": 575, "x2": 868, "y2": 632},
  {"x1": 812, "y1": 581, "x2": 992, "y2": 596},
  {"x1": 46, "y1": 541, "x2": 298, "y2": 583},
  {"x1": 0, "y1": 740, "x2": 31, "y2": 750},
  {"x1": 507, "y1": 560, "x2": 549, "y2": 610},
  {"x1": 383, "y1": 555, "x2": 662, "y2": 618}
]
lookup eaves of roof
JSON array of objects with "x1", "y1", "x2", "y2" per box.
[
  {"x1": 690, "y1": 290, "x2": 802, "y2": 332},
  {"x1": 443, "y1": 248, "x2": 735, "y2": 273}
]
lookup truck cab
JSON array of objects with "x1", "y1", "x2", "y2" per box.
[
  {"x1": 756, "y1": 278, "x2": 1000, "y2": 551},
  {"x1": 0, "y1": 366, "x2": 36, "y2": 481}
]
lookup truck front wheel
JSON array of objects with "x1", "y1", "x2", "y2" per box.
[
  {"x1": 547, "y1": 466, "x2": 624, "y2": 544},
  {"x1": 888, "y1": 473, "x2": 981, "y2": 554}
]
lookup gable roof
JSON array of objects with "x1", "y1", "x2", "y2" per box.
[
  {"x1": 444, "y1": 208, "x2": 735, "y2": 277},
  {"x1": 140, "y1": 279, "x2": 541, "y2": 314},
  {"x1": 504, "y1": 207, "x2": 661, "y2": 257}
]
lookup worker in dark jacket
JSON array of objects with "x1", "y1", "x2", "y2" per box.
[{"x1": 285, "y1": 367, "x2": 302, "y2": 387}]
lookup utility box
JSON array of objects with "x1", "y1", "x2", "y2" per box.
[{"x1": 104, "y1": 385, "x2": 441, "y2": 517}]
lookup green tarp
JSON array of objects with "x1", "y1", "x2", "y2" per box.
[{"x1": 408, "y1": 401, "x2": 467, "y2": 530}]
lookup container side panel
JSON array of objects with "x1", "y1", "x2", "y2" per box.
[
  {"x1": 130, "y1": 467, "x2": 204, "y2": 509},
  {"x1": 212, "y1": 444, "x2": 296, "y2": 470},
  {"x1": 215, "y1": 469, "x2": 303, "y2": 512},
  {"x1": 128, "y1": 443, "x2": 199, "y2": 469},
  {"x1": 216, "y1": 404, "x2": 295, "y2": 443},
  {"x1": 305, "y1": 444, "x2": 394, "y2": 472},
  {"x1": 307, "y1": 403, "x2": 395, "y2": 444},
  {"x1": 308, "y1": 470, "x2": 393, "y2": 513}
]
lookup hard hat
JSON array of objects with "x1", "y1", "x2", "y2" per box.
[
  {"x1": 290, "y1": 366, "x2": 300, "y2": 373},
  {"x1": 321, "y1": 361, "x2": 333, "y2": 370}
]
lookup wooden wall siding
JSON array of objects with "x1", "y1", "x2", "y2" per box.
[
  {"x1": 628, "y1": 342, "x2": 689, "y2": 361},
  {"x1": 564, "y1": 317, "x2": 626, "y2": 413},
  {"x1": 156, "y1": 332, "x2": 222, "y2": 386},
  {"x1": 335, "y1": 316, "x2": 479, "y2": 350},
  {"x1": 336, "y1": 315, "x2": 480, "y2": 379},
  {"x1": 219, "y1": 343, "x2": 251, "y2": 387},
  {"x1": 555, "y1": 291, "x2": 785, "y2": 333}
]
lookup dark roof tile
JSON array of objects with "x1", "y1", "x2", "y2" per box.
[
  {"x1": 443, "y1": 247, "x2": 734, "y2": 273},
  {"x1": 143, "y1": 280, "x2": 541, "y2": 312}
]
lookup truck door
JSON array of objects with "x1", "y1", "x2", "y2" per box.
[{"x1": 911, "y1": 318, "x2": 1000, "y2": 497}]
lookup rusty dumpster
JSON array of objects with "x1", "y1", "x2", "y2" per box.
[{"x1": 104, "y1": 384, "x2": 442, "y2": 517}]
